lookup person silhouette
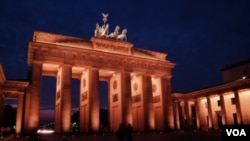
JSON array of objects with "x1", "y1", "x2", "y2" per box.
[
  {"x1": 116, "y1": 123, "x2": 125, "y2": 141},
  {"x1": 125, "y1": 123, "x2": 133, "y2": 141}
]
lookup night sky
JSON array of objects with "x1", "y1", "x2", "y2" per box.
[{"x1": 1, "y1": 0, "x2": 250, "y2": 120}]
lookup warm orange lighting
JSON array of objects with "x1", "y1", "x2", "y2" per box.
[
  {"x1": 91, "y1": 110, "x2": 100, "y2": 131},
  {"x1": 37, "y1": 129, "x2": 55, "y2": 134}
]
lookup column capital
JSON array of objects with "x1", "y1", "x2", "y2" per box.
[
  {"x1": 233, "y1": 90, "x2": 243, "y2": 125},
  {"x1": 88, "y1": 66, "x2": 100, "y2": 71},
  {"x1": 196, "y1": 96, "x2": 206, "y2": 101},
  {"x1": 162, "y1": 75, "x2": 172, "y2": 79},
  {"x1": 32, "y1": 60, "x2": 43, "y2": 65},
  {"x1": 140, "y1": 72, "x2": 152, "y2": 77},
  {"x1": 60, "y1": 63, "x2": 73, "y2": 67},
  {"x1": 121, "y1": 70, "x2": 131, "y2": 74},
  {"x1": 207, "y1": 94, "x2": 220, "y2": 98}
]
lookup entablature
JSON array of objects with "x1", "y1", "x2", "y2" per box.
[
  {"x1": 0, "y1": 80, "x2": 28, "y2": 98},
  {"x1": 28, "y1": 41, "x2": 175, "y2": 77},
  {"x1": 30, "y1": 31, "x2": 171, "y2": 60},
  {"x1": 180, "y1": 78, "x2": 250, "y2": 100}
]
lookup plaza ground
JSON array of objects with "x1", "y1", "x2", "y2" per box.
[{"x1": 1, "y1": 131, "x2": 222, "y2": 141}]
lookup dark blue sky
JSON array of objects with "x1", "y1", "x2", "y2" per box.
[{"x1": 1, "y1": 0, "x2": 250, "y2": 110}]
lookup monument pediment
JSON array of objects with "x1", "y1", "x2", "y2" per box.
[
  {"x1": 91, "y1": 37, "x2": 133, "y2": 55},
  {"x1": 33, "y1": 31, "x2": 92, "y2": 49},
  {"x1": 31, "y1": 31, "x2": 168, "y2": 61},
  {"x1": 132, "y1": 48, "x2": 167, "y2": 60}
]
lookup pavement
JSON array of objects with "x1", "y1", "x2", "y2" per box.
[{"x1": 0, "y1": 131, "x2": 222, "y2": 141}]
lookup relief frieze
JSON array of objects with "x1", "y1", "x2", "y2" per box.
[
  {"x1": 132, "y1": 94, "x2": 141, "y2": 103},
  {"x1": 81, "y1": 91, "x2": 88, "y2": 101},
  {"x1": 153, "y1": 95, "x2": 161, "y2": 103},
  {"x1": 30, "y1": 45, "x2": 170, "y2": 74},
  {"x1": 94, "y1": 42, "x2": 130, "y2": 54},
  {"x1": 112, "y1": 93, "x2": 118, "y2": 102},
  {"x1": 34, "y1": 31, "x2": 82, "y2": 44}
]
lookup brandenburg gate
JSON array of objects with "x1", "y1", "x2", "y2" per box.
[
  {"x1": 24, "y1": 15, "x2": 175, "y2": 134},
  {"x1": 2, "y1": 14, "x2": 250, "y2": 135}
]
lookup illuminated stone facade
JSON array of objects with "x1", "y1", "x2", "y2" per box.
[
  {"x1": 172, "y1": 60, "x2": 250, "y2": 131},
  {"x1": 25, "y1": 31, "x2": 175, "y2": 134},
  {"x1": 1, "y1": 31, "x2": 250, "y2": 135},
  {"x1": 0, "y1": 64, "x2": 29, "y2": 135}
]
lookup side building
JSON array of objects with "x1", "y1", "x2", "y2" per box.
[
  {"x1": 0, "y1": 63, "x2": 29, "y2": 135},
  {"x1": 172, "y1": 59, "x2": 250, "y2": 131}
]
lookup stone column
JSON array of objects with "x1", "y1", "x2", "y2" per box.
[
  {"x1": 79, "y1": 71, "x2": 87, "y2": 133},
  {"x1": 220, "y1": 94, "x2": 227, "y2": 125},
  {"x1": 23, "y1": 86, "x2": 31, "y2": 133},
  {"x1": 89, "y1": 68, "x2": 100, "y2": 132},
  {"x1": 179, "y1": 101, "x2": 188, "y2": 130},
  {"x1": 161, "y1": 77, "x2": 175, "y2": 130},
  {"x1": 79, "y1": 68, "x2": 100, "y2": 133},
  {"x1": 207, "y1": 96, "x2": 213, "y2": 129},
  {"x1": 197, "y1": 98, "x2": 208, "y2": 130},
  {"x1": 142, "y1": 74, "x2": 154, "y2": 131},
  {"x1": 195, "y1": 99, "x2": 201, "y2": 129},
  {"x1": 0, "y1": 94, "x2": 4, "y2": 128},
  {"x1": 121, "y1": 71, "x2": 132, "y2": 124},
  {"x1": 173, "y1": 100, "x2": 180, "y2": 130},
  {"x1": 234, "y1": 90, "x2": 243, "y2": 125},
  {"x1": 25, "y1": 61, "x2": 42, "y2": 133},
  {"x1": 60, "y1": 64, "x2": 72, "y2": 133},
  {"x1": 16, "y1": 94, "x2": 24, "y2": 135},
  {"x1": 184, "y1": 100, "x2": 192, "y2": 130},
  {"x1": 55, "y1": 64, "x2": 72, "y2": 134}
]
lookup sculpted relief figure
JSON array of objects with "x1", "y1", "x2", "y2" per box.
[
  {"x1": 102, "y1": 13, "x2": 109, "y2": 24},
  {"x1": 95, "y1": 23, "x2": 109, "y2": 38},
  {"x1": 101, "y1": 24, "x2": 109, "y2": 37},
  {"x1": 94, "y1": 13, "x2": 128, "y2": 41},
  {"x1": 94, "y1": 23, "x2": 100, "y2": 37}
]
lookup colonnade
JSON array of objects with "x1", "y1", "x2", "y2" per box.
[
  {"x1": 173, "y1": 88, "x2": 250, "y2": 131},
  {"x1": 22, "y1": 31, "x2": 176, "y2": 134},
  {"x1": 0, "y1": 81, "x2": 28, "y2": 135},
  {"x1": 22, "y1": 61, "x2": 174, "y2": 134}
]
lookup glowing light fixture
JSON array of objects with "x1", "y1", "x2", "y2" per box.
[{"x1": 37, "y1": 129, "x2": 55, "y2": 134}]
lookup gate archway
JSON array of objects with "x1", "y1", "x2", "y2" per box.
[{"x1": 24, "y1": 30, "x2": 175, "y2": 134}]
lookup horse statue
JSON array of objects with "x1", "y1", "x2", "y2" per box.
[
  {"x1": 94, "y1": 13, "x2": 129, "y2": 41},
  {"x1": 117, "y1": 29, "x2": 127, "y2": 41},
  {"x1": 108, "y1": 25, "x2": 120, "y2": 39}
]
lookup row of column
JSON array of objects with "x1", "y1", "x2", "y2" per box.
[
  {"x1": 174, "y1": 89, "x2": 250, "y2": 131},
  {"x1": 23, "y1": 61, "x2": 175, "y2": 134},
  {"x1": 0, "y1": 94, "x2": 25, "y2": 135},
  {"x1": 24, "y1": 62, "x2": 73, "y2": 134}
]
